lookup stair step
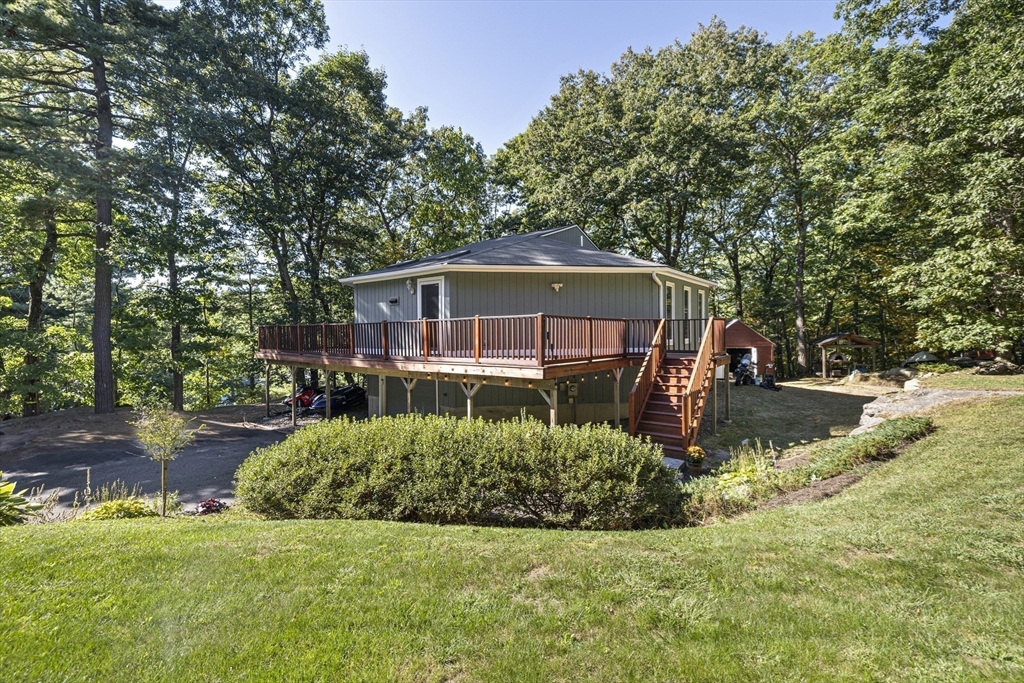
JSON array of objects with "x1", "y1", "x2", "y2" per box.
[
  {"x1": 638, "y1": 417, "x2": 682, "y2": 432},
  {"x1": 637, "y1": 423, "x2": 684, "y2": 440},
  {"x1": 649, "y1": 394, "x2": 687, "y2": 405},
  {"x1": 643, "y1": 406, "x2": 684, "y2": 418}
]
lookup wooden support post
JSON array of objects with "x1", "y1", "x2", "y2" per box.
[
  {"x1": 378, "y1": 375, "x2": 387, "y2": 417},
  {"x1": 724, "y1": 371, "x2": 731, "y2": 423},
  {"x1": 264, "y1": 362, "x2": 271, "y2": 418},
  {"x1": 325, "y1": 370, "x2": 333, "y2": 420},
  {"x1": 290, "y1": 366, "x2": 297, "y2": 427},
  {"x1": 536, "y1": 313, "x2": 545, "y2": 366},
  {"x1": 322, "y1": 323, "x2": 327, "y2": 355},
  {"x1": 537, "y1": 386, "x2": 558, "y2": 426},
  {"x1": 435, "y1": 379, "x2": 440, "y2": 415},
  {"x1": 295, "y1": 324, "x2": 301, "y2": 353},
  {"x1": 348, "y1": 323, "x2": 355, "y2": 356},
  {"x1": 460, "y1": 381, "x2": 482, "y2": 420},
  {"x1": 712, "y1": 376, "x2": 718, "y2": 436},
  {"x1": 474, "y1": 315, "x2": 481, "y2": 364},
  {"x1": 612, "y1": 367, "x2": 623, "y2": 429},
  {"x1": 402, "y1": 377, "x2": 419, "y2": 413},
  {"x1": 821, "y1": 346, "x2": 827, "y2": 379},
  {"x1": 381, "y1": 320, "x2": 389, "y2": 359},
  {"x1": 682, "y1": 395, "x2": 692, "y2": 450}
]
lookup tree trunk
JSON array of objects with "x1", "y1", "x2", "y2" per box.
[
  {"x1": 91, "y1": 46, "x2": 116, "y2": 413},
  {"x1": 728, "y1": 242, "x2": 743, "y2": 319},
  {"x1": 161, "y1": 459, "x2": 168, "y2": 517},
  {"x1": 267, "y1": 232, "x2": 301, "y2": 324},
  {"x1": 23, "y1": 208, "x2": 59, "y2": 417},
  {"x1": 168, "y1": 249, "x2": 183, "y2": 411},
  {"x1": 23, "y1": 209, "x2": 59, "y2": 417},
  {"x1": 793, "y1": 173, "x2": 809, "y2": 377}
]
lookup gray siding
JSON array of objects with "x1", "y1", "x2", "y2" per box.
[
  {"x1": 353, "y1": 270, "x2": 710, "y2": 324},
  {"x1": 353, "y1": 277, "x2": 450, "y2": 323},
  {"x1": 448, "y1": 271, "x2": 663, "y2": 319}
]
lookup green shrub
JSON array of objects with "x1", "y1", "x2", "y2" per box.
[
  {"x1": 78, "y1": 498, "x2": 159, "y2": 521},
  {"x1": 235, "y1": 414, "x2": 681, "y2": 530},
  {"x1": 680, "y1": 445, "x2": 775, "y2": 523},
  {"x1": 0, "y1": 472, "x2": 41, "y2": 526},
  {"x1": 915, "y1": 362, "x2": 960, "y2": 374}
]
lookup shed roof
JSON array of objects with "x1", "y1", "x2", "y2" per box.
[
  {"x1": 725, "y1": 319, "x2": 775, "y2": 347},
  {"x1": 340, "y1": 226, "x2": 716, "y2": 287},
  {"x1": 813, "y1": 332, "x2": 881, "y2": 348}
]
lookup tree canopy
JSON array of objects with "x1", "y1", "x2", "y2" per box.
[{"x1": 1, "y1": 0, "x2": 1020, "y2": 414}]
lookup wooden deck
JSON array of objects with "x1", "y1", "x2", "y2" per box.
[{"x1": 256, "y1": 315, "x2": 710, "y2": 381}]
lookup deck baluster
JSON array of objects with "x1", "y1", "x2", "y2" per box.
[
  {"x1": 474, "y1": 316, "x2": 481, "y2": 364},
  {"x1": 422, "y1": 318, "x2": 429, "y2": 360},
  {"x1": 535, "y1": 313, "x2": 545, "y2": 366}
]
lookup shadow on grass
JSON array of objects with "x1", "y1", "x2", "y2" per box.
[{"x1": 700, "y1": 382, "x2": 876, "y2": 455}]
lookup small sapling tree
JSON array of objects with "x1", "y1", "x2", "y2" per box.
[{"x1": 131, "y1": 406, "x2": 204, "y2": 516}]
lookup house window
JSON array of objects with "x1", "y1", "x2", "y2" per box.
[
  {"x1": 417, "y1": 278, "x2": 444, "y2": 319},
  {"x1": 682, "y1": 286, "x2": 691, "y2": 318},
  {"x1": 697, "y1": 290, "x2": 706, "y2": 318},
  {"x1": 664, "y1": 282, "x2": 675, "y2": 319}
]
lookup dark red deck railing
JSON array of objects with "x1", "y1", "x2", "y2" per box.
[{"x1": 256, "y1": 315, "x2": 709, "y2": 368}]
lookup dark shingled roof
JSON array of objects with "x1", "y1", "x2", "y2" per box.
[
  {"x1": 344, "y1": 226, "x2": 672, "y2": 280},
  {"x1": 813, "y1": 332, "x2": 880, "y2": 348}
]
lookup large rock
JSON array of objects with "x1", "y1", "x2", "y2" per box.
[
  {"x1": 850, "y1": 416, "x2": 885, "y2": 436},
  {"x1": 976, "y1": 360, "x2": 1020, "y2": 376}
]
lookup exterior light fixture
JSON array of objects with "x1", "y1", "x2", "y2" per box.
[
  {"x1": 551, "y1": 283, "x2": 563, "y2": 292},
  {"x1": 406, "y1": 279, "x2": 414, "y2": 293}
]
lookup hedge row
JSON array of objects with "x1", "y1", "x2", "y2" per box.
[{"x1": 235, "y1": 414, "x2": 681, "y2": 530}]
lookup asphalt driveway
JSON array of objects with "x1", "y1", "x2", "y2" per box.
[{"x1": 0, "y1": 405, "x2": 306, "y2": 509}]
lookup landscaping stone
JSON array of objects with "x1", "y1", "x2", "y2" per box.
[
  {"x1": 975, "y1": 360, "x2": 1020, "y2": 376},
  {"x1": 849, "y1": 416, "x2": 885, "y2": 436},
  {"x1": 854, "y1": 387, "x2": 1023, "y2": 434}
]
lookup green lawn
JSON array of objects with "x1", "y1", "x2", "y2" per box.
[
  {"x1": 3, "y1": 397, "x2": 1024, "y2": 681},
  {"x1": 920, "y1": 373, "x2": 1024, "y2": 391}
]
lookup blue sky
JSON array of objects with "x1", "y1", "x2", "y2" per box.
[{"x1": 323, "y1": 1, "x2": 841, "y2": 154}]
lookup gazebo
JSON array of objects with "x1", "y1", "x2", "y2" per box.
[{"x1": 814, "y1": 332, "x2": 881, "y2": 378}]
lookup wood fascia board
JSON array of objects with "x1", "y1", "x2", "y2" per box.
[{"x1": 255, "y1": 351, "x2": 640, "y2": 384}]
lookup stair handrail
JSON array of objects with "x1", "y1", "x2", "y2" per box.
[
  {"x1": 627, "y1": 318, "x2": 666, "y2": 435},
  {"x1": 681, "y1": 317, "x2": 722, "y2": 448}
]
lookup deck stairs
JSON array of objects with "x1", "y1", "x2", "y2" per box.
[
  {"x1": 633, "y1": 353, "x2": 697, "y2": 459},
  {"x1": 627, "y1": 317, "x2": 726, "y2": 460}
]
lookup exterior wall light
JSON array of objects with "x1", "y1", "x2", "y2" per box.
[
  {"x1": 406, "y1": 279, "x2": 414, "y2": 293},
  {"x1": 551, "y1": 283, "x2": 563, "y2": 292}
]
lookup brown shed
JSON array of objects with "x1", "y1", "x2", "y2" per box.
[{"x1": 724, "y1": 320, "x2": 775, "y2": 374}]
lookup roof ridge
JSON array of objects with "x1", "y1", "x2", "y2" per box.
[{"x1": 444, "y1": 226, "x2": 573, "y2": 265}]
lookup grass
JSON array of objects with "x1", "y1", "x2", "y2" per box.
[
  {"x1": 2, "y1": 396, "x2": 1024, "y2": 681},
  {"x1": 700, "y1": 380, "x2": 876, "y2": 455},
  {"x1": 920, "y1": 373, "x2": 1024, "y2": 391}
]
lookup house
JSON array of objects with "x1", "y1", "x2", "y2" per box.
[
  {"x1": 255, "y1": 226, "x2": 730, "y2": 457},
  {"x1": 724, "y1": 320, "x2": 775, "y2": 375}
]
